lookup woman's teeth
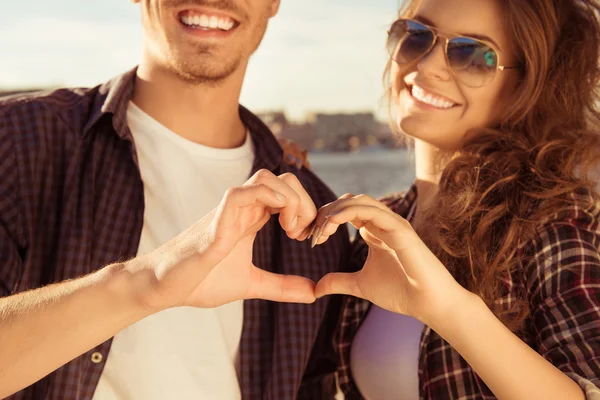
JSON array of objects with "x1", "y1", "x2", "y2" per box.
[
  {"x1": 180, "y1": 13, "x2": 235, "y2": 31},
  {"x1": 411, "y1": 85, "x2": 456, "y2": 109}
]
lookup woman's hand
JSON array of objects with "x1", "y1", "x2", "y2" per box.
[{"x1": 311, "y1": 194, "x2": 471, "y2": 326}]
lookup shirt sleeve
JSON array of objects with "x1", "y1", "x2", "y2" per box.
[
  {"x1": 0, "y1": 109, "x2": 25, "y2": 297},
  {"x1": 526, "y1": 219, "x2": 600, "y2": 398}
]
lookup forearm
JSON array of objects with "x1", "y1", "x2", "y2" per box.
[
  {"x1": 0, "y1": 262, "x2": 154, "y2": 397},
  {"x1": 431, "y1": 291, "x2": 584, "y2": 400}
]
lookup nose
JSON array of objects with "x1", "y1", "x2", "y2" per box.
[{"x1": 416, "y1": 38, "x2": 453, "y2": 82}]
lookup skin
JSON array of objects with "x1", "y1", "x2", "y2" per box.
[
  {"x1": 131, "y1": 0, "x2": 280, "y2": 149},
  {"x1": 0, "y1": 0, "x2": 320, "y2": 397},
  {"x1": 311, "y1": 0, "x2": 586, "y2": 399}
]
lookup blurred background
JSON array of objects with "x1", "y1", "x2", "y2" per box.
[{"x1": 0, "y1": 0, "x2": 415, "y2": 198}]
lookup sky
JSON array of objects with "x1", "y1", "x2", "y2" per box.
[{"x1": 0, "y1": 0, "x2": 401, "y2": 120}]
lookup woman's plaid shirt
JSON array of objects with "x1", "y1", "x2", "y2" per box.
[{"x1": 336, "y1": 184, "x2": 600, "y2": 399}]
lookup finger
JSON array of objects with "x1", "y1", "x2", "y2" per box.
[
  {"x1": 358, "y1": 226, "x2": 386, "y2": 247},
  {"x1": 279, "y1": 173, "x2": 317, "y2": 239},
  {"x1": 311, "y1": 217, "x2": 328, "y2": 248},
  {"x1": 246, "y1": 169, "x2": 302, "y2": 232},
  {"x1": 219, "y1": 185, "x2": 287, "y2": 216},
  {"x1": 295, "y1": 223, "x2": 315, "y2": 242},
  {"x1": 311, "y1": 217, "x2": 349, "y2": 247},
  {"x1": 324, "y1": 194, "x2": 392, "y2": 219},
  {"x1": 246, "y1": 267, "x2": 316, "y2": 303},
  {"x1": 325, "y1": 205, "x2": 412, "y2": 251},
  {"x1": 209, "y1": 187, "x2": 278, "y2": 257},
  {"x1": 311, "y1": 193, "x2": 355, "y2": 243},
  {"x1": 311, "y1": 216, "x2": 344, "y2": 248},
  {"x1": 312, "y1": 194, "x2": 392, "y2": 246},
  {"x1": 315, "y1": 272, "x2": 362, "y2": 298},
  {"x1": 314, "y1": 193, "x2": 355, "y2": 223},
  {"x1": 314, "y1": 232, "x2": 332, "y2": 247}
]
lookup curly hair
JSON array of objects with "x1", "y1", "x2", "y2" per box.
[{"x1": 389, "y1": 0, "x2": 600, "y2": 331}]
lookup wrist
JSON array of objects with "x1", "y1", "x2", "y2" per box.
[
  {"x1": 425, "y1": 285, "x2": 485, "y2": 335},
  {"x1": 100, "y1": 260, "x2": 163, "y2": 317}
]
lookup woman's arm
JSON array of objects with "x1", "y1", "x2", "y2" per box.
[
  {"x1": 313, "y1": 195, "x2": 600, "y2": 400},
  {"x1": 432, "y1": 290, "x2": 587, "y2": 400}
]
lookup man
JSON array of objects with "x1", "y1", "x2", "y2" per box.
[{"x1": 0, "y1": 0, "x2": 349, "y2": 399}]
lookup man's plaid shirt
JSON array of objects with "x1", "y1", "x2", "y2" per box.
[{"x1": 0, "y1": 68, "x2": 351, "y2": 400}]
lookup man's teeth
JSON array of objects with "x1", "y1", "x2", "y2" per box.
[
  {"x1": 180, "y1": 14, "x2": 235, "y2": 31},
  {"x1": 411, "y1": 85, "x2": 455, "y2": 109}
]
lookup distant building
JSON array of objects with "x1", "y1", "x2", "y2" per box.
[
  {"x1": 257, "y1": 111, "x2": 289, "y2": 137},
  {"x1": 258, "y1": 110, "x2": 404, "y2": 152},
  {"x1": 257, "y1": 111, "x2": 316, "y2": 150},
  {"x1": 307, "y1": 112, "x2": 378, "y2": 152}
]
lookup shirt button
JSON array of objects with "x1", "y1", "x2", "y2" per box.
[{"x1": 91, "y1": 352, "x2": 103, "y2": 364}]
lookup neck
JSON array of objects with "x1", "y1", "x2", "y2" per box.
[
  {"x1": 414, "y1": 139, "x2": 446, "y2": 211},
  {"x1": 132, "y1": 55, "x2": 248, "y2": 149}
]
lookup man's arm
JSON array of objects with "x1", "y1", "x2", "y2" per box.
[
  {"x1": 0, "y1": 262, "x2": 150, "y2": 397},
  {"x1": 0, "y1": 170, "x2": 319, "y2": 398}
]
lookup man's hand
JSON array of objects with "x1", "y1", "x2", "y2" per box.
[
  {"x1": 129, "y1": 169, "x2": 319, "y2": 311},
  {"x1": 0, "y1": 169, "x2": 319, "y2": 397}
]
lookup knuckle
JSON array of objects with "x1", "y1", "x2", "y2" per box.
[
  {"x1": 254, "y1": 169, "x2": 273, "y2": 181},
  {"x1": 286, "y1": 190, "x2": 301, "y2": 205},
  {"x1": 224, "y1": 187, "x2": 239, "y2": 199},
  {"x1": 222, "y1": 187, "x2": 241, "y2": 206},
  {"x1": 280, "y1": 172, "x2": 300, "y2": 185}
]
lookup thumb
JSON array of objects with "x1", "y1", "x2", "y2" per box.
[
  {"x1": 245, "y1": 266, "x2": 317, "y2": 304},
  {"x1": 315, "y1": 272, "x2": 362, "y2": 299}
]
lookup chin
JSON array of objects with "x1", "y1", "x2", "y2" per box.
[
  {"x1": 170, "y1": 56, "x2": 241, "y2": 84},
  {"x1": 399, "y1": 119, "x2": 462, "y2": 151},
  {"x1": 398, "y1": 116, "x2": 432, "y2": 140}
]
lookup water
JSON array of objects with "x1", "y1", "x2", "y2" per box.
[{"x1": 309, "y1": 149, "x2": 416, "y2": 199}]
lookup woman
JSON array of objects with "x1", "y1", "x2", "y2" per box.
[{"x1": 310, "y1": 0, "x2": 600, "y2": 398}]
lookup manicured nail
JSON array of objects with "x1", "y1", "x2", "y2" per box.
[
  {"x1": 291, "y1": 216, "x2": 298, "y2": 230},
  {"x1": 311, "y1": 231, "x2": 319, "y2": 248},
  {"x1": 311, "y1": 218, "x2": 329, "y2": 248},
  {"x1": 307, "y1": 224, "x2": 316, "y2": 240}
]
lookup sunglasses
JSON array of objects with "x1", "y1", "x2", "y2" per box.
[{"x1": 387, "y1": 19, "x2": 520, "y2": 88}]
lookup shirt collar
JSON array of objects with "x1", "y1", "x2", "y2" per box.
[
  {"x1": 84, "y1": 67, "x2": 137, "y2": 140},
  {"x1": 84, "y1": 67, "x2": 283, "y2": 172}
]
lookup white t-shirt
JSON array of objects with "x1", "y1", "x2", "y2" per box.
[{"x1": 92, "y1": 102, "x2": 255, "y2": 400}]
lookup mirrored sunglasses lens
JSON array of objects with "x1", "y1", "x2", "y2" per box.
[
  {"x1": 447, "y1": 37, "x2": 498, "y2": 87},
  {"x1": 388, "y1": 20, "x2": 434, "y2": 64}
]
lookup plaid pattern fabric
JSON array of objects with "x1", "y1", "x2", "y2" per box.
[
  {"x1": 337, "y1": 185, "x2": 600, "y2": 399},
  {"x1": 0, "y1": 68, "x2": 350, "y2": 400}
]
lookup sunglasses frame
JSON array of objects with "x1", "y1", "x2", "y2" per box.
[{"x1": 388, "y1": 18, "x2": 520, "y2": 87}]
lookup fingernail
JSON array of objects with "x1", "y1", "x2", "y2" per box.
[
  {"x1": 307, "y1": 224, "x2": 316, "y2": 240},
  {"x1": 291, "y1": 216, "x2": 298, "y2": 230},
  {"x1": 311, "y1": 232, "x2": 319, "y2": 248},
  {"x1": 310, "y1": 225, "x2": 320, "y2": 248},
  {"x1": 275, "y1": 192, "x2": 286, "y2": 202},
  {"x1": 311, "y1": 218, "x2": 328, "y2": 248}
]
